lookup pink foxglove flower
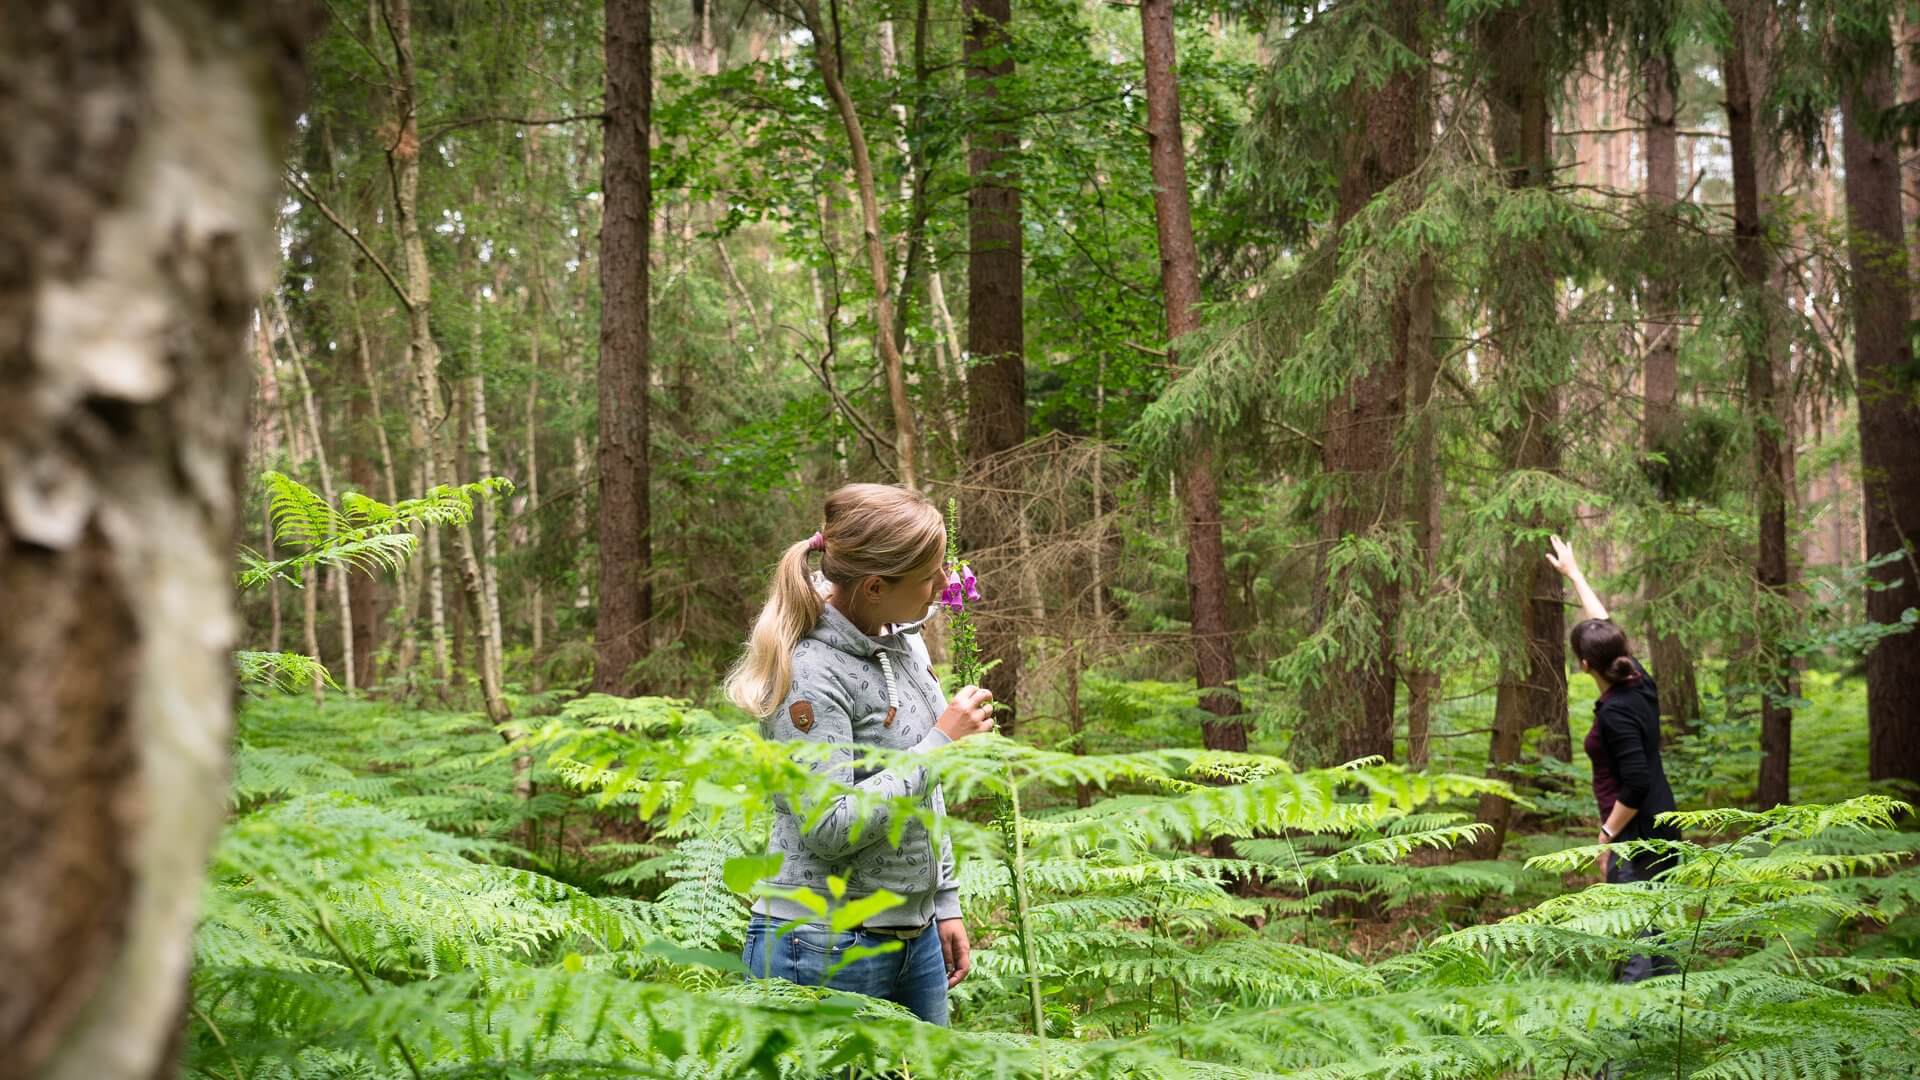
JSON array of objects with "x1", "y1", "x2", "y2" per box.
[{"x1": 941, "y1": 561, "x2": 981, "y2": 613}]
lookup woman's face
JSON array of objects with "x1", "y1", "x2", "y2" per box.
[{"x1": 856, "y1": 548, "x2": 946, "y2": 630}]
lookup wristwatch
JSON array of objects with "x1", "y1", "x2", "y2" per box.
[{"x1": 1598, "y1": 826, "x2": 1616, "y2": 842}]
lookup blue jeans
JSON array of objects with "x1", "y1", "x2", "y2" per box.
[{"x1": 741, "y1": 913, "x2": 950, "y2": 1025}]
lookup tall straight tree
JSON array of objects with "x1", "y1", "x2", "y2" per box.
[
  {"x1": 1836, "y1": 15, "x2": 1920, "y2": 785},
  {"x1": 595, "y1": 0, "x2": 654, "y2": 695},
  {"x1": 0, "y1": 3, "x2": 309, "y2": 1075},
  {"x1": 1640, "y1": 41, "x2": 1702, "y2": 732},
  {"x1": 1474, "y1": 0, "x2": 1567, "y2": 855},
  {"x1": 1725, "y1": 0, "x2": 1793, "y2": 807},
  {"x1": 964, "y1": 0, "x2": 1026, "y2": 733},
  {"x1": 1311, "y1": 0, "x2": 1428, "y2": 765},
  {"x1": 1140, "y1": 0, "x2": 1243, "y2": 752}
]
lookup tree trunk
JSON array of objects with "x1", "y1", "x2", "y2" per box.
[
  {"x1": 0, "y1": 5, "x2": 308, "y2": 1076},
  {"x1": 1726, "y1": 2, "x2": 1793, "y2": 807},
  {"x1": 303, "y1": 563, "x2": 323, "y2": 702},
  {"x1": 594, "y1": 0, "x2": 654, "y2": 696},
  {"x1": 427, "y1": 507, "x2": 451, "y2": 690},
  {"x1": 252, "y1": 321, "x2": 287, "y2": 656},
  {"x1": 1140, "y1": 0, "x2": 1243, "y2": 751},
  {"x1": 798, "y1": 0, "x2": 918, "y2": 490},
  {"x1": 1309, "y1": 0, "x2": 1425, "y2": 767},
  {"x1": 1404, "y1": 255, "x2": 1439, "y2": 769},
  {"x1": 347, "y1": 267, "x2": 402, "y2": 679},
  {"x1": 1642, "y1": 46, "x2": 1701, "y2": 733},
  {"x1": 568, "y1": 124, "x2": 597, "y2": 614},
  {"x1": 381, "y1": 0, "x2": 506, "y2": 723},
  {"x1": 275, "y1": 291, "x2": 356, "y2": 693},
  {"x1": 1475, "y1": 0, "x2": 1566, "y2": 857},
  {"x1": 349, "y1": 376, "x2": 380, "y2": 686},
  {"x1": 963, "y1": 0, "x2": 1027, "y2": 734},
  {"x1": 524, "y1": 287, "x2": 546, "y2": 678},
  {"x1": 468, "y1": 291, "x2": 506, "y2": 685},
  {"x1": 1839, "y1": 21, "x2": 1920, "y2": 786}
]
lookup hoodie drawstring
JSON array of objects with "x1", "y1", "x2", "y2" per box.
[{"x1": 876, "y1": 649, "x2": 899, "y2": 727}]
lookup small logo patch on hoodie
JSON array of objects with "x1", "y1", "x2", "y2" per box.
[{"x1": 789, "y1": 700, "x2": 816, "y2": 732}]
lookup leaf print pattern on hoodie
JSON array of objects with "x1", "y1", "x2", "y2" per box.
[{"x1": 750, "y1": 601, "x2": 961, "y2": 929}]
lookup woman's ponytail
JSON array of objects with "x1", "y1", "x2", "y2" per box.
[
  {"x1": 725, "y1": 484, "x2": 946, "y2": 717},
  {"x1": 725, "y1": 537, "x2": 826, "y2": 717}
]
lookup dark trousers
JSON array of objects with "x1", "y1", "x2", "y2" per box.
[{"x1": 1607, "y1": 852, "x2": 1678, "y2": 983}]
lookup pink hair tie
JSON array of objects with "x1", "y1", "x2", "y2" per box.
[{"x1": 806, "y1": 531, "x2": 826, "y2": 553}]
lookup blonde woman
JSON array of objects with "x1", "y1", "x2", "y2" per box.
[{"x1": 727, "y1": 483, "x2": 996, "y2": 1024}]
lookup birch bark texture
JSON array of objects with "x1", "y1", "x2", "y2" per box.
[{"x1": 0, "y1": 3, "x2": 312, "y2": 1077}]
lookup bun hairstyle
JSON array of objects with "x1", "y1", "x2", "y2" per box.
[
  {"x1": 1569, "y1": 618, "x2": 1637, "y2": 684},
  {"x1": 724, "y1": 484, "x2": 946, "y2": 717}
]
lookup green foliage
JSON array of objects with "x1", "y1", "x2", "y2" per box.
[
  {"x1": 235, "y1": 472, "x2": 506, "y2": 693},
  {"x1": 240, "y1": 472, "x2": 510, "y2": 590},
  {"x1": 209, "y1": 1, "x2": 1920, "y2": 1076},
  {"x1": 190, "y1": 690, "x2": 1920, "y2": 1078}
]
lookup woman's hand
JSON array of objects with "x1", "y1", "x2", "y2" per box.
[
  {"x1": 1548, "y1": 534, "x2": 1611, "y2": 621},
  {"x1": 1597, "y1": 834, "x2": 1614, "y2": 879},
  {"x1": 938, "y1": 917, "x2": 971, "y2": 988},
  {"x1": 1546, "y1": 534, "x2": 1580, "y2": 578},
  {"x1": 936, "y1": 686, "x2": 995, "y2": 741}
]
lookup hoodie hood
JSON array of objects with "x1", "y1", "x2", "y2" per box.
[
  {"x1": 807, "y1": 601, "x2": 940, "y2": 730},
  {"x1": 806, "y1": 595, "x2": 934, "y2": 659}
]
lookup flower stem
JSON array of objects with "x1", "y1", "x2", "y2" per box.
[{"x1": 1006, "y1": 766, "x2": 1049, "y2": 1077}]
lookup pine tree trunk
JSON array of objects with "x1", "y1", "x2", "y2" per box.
[
  {"x1": 1726, "y1": 2, "x2": 1793, "y2": 808},
  {"x1": 1476, "y1": 0, "x2": 1566, "y2": 857},
  {"x1": 1839, "y1": 21, "x2": 1920, "y2": 786},
  {"x1": 1642, "y1": 47, "x2": 1701, "y2": 732},
  {"x1": 594, "y1": 0, "x2": 654, "y2": 695},
  {"x1": 568, "y1": 125, "x2": 596, "y2": 614},
  {"x1": 1906, "y1": 13, "x2": 1920, "y2": 314},
  {"x1": 1140, "y1": 0, "x2": 1243, "y2": 751},
  {"x1": 963, "y1": 0, "x2": 1027, "y2": 734},
  {"x1": 0, "y1": 5, "x2": 309, "y2": 1075},
  {"x1": 1310, "y1": 0, "x2": 1425, "y2": 767},
  {"x1": 1405, "y1": 255, "x2": 1439, "y2": 769}
]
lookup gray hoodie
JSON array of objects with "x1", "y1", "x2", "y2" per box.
[{"x1": 750, "y1": 601, "x2": 961, "y2": 930}]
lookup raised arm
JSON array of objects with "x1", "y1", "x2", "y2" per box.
[{"x1": 1546, "y1": 534, "x2": 1608, "y2": 622}]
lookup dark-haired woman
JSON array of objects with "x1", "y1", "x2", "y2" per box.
[{"x1": 1547, "y1": 535, "x2": 1680, "y2": 983}]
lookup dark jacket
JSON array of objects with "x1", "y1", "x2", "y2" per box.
[{"x1": 1587, "y1": 659, "x2": 1680, "y2": 844}]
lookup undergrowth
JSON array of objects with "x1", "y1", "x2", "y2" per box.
[{"x1": 184, "y1": 687, "x2": 1920, "y2": 1079}]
